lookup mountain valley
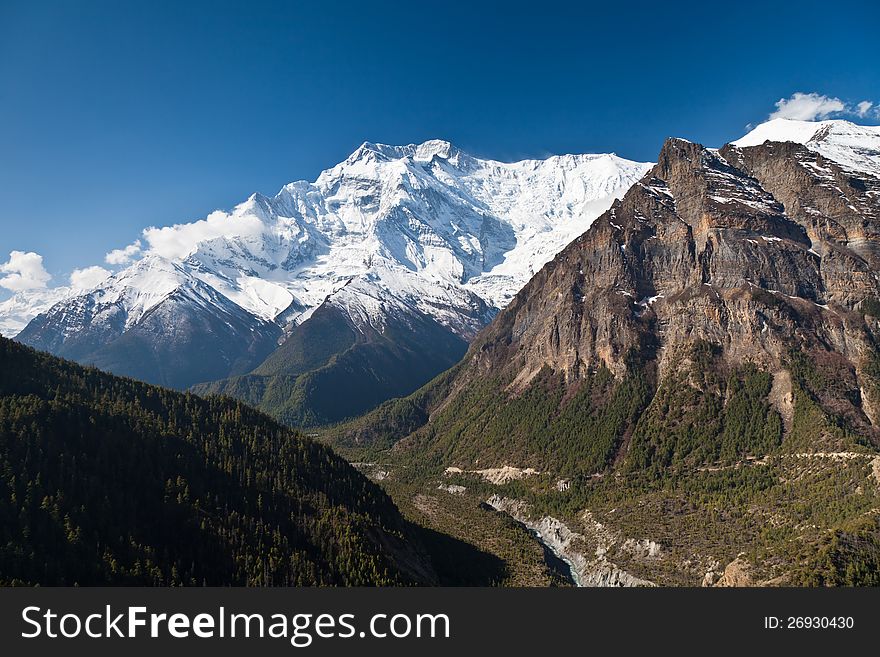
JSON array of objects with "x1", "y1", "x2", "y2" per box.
[{"x1": 5, "y1": 118, "x2": 880, "y2": 586}]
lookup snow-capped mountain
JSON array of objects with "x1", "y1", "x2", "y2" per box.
[
  {"x1": 18, "y1": 256, "x2": 281, "y2": 389},
  {"x1": 175, "y1": 139, "x2": 652, "y2": 336},
  {"x1": 14, "y1": 140, "x2": 652, "y2": 409},
  {"x1": 733, "y1": 118, "x2": 880, "y2": 178}
]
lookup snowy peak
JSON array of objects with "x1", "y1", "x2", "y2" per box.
[
  {"x1": 733, "y1": 118, "x2": 830, "y2": 147},
  {"x1": 92, "y1": 255, "x2": 189, "y2": 308},
  {"x1": 346, "y1": 141, "x2": 403, "y2": 164},
  {"x1": 163, "y1": 140, "x2": 652, "y2": 328},
  {"x1": 25, "y1": 255, "x2": 212, "y2": 339},
  {"x1": 10, "y1": 139, "x2": 652, "y2": 378},
  {"x1": 344, "y1": 139, "x2": 461, "y2": 167},
  {"x1": 733, "y1": 118, "x2": 880, "y2": 178}
]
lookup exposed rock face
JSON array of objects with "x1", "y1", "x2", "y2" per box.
[
  {"x1": 713, "y1": 557, "x2": 754, "y2": 587},
  {"x1": 345, "y1": 133, "x2": 880, "y2": 456},
  {"x1": 412, "y1": 135, "x2": 880, "y2": 461},
  {"x1": 485, "y1": 496, "x2": 654, "y2": 587},
  {"x1": 470, "y1": 137, "x2": 880, "y2": 392},
  {"x1": 725, "y1": 141, "x2": 880, "y2": 304}
]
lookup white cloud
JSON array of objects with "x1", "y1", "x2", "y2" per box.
[
  {"x1": 142, "y1": 210, "x2": 266, "y2": 260},
  {"x1": 105, "y1": 240, "x2": 142, "y2": 265},
  {"x1": 769, "y1": 92, "x2": 846, "y2": 121},
  {"x1": 856, "y1": 100, "x2": 874, "y2": 118},
  {"x1": 0, "y1": 251, "x2": 52, "y2": 292},
  {"x1": 765, "y1": 92, "x2": 880, "y2": 123},
  {"x1": 70, "y1": 265, "x2": 111, "y2": 290},
  {"x1": 104, "y1": 202, "x2": 269, "y2": 266}
]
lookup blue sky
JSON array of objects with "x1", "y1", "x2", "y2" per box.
[{"x1": 1, "y1": 0, "x2": 879, "y2": 294}]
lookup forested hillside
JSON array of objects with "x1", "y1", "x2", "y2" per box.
[
  {"x1": 0, "y1": 337, "x2": 436, "y2": 586},
  {"x1": 193, "y1": 304, "x2": 468, "y2": 427}
]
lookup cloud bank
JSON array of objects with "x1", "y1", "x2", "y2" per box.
[{"x1": 0, "y1": 251, "x2": 52, "y2": 292}]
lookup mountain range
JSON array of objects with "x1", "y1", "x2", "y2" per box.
[
  {"x1": 7, "y1": 140, "x2": 650, "y2": 424},
  {"x1": 12, "y1": 119, "x2": 878, "y2": 429}
]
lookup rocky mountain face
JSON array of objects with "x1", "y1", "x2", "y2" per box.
[
  {"x1": 468, "y1": 135, "x2": 880, "y2": 398},
  {"x1": 11, "y1": 140, "x2": 649, "y2": 420},
  {"x1": 337, "y1": 123, "x2": 880, "y2": 585}
]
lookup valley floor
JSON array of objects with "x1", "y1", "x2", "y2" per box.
[{"x1": 342, "y1": 449, "x2": 880, "y2": 587}]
